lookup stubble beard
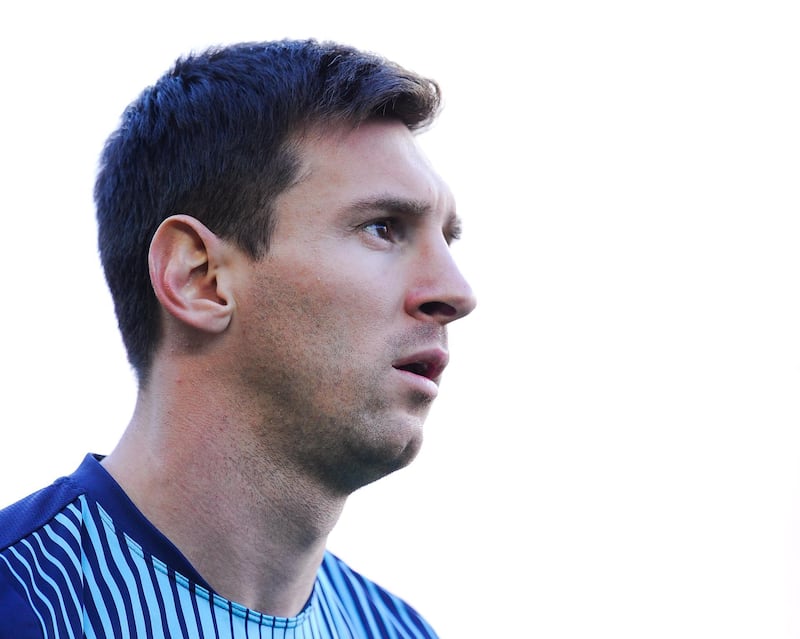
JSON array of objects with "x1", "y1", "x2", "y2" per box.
[
  {"x1": 240, "y1": 281, "x2": 445, "y2": 495},
  {"x1": 246, "y1": 350, "x2": 433, "y2": 497}
]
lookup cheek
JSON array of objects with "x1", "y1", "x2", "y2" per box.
[
  {"x1": 292, "y1": 260, "x2": 402, "y2": 323},
  {"x1": 245, "y1": 252, "x2": 408, "y2": 356}
]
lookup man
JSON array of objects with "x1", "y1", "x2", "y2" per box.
[{"x1": 0, "y1": 39, "x2": 475, "y2": 637}]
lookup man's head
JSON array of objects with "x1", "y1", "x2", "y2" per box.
[{"x1": 95, "y1": 39, "x2": 442, "y2": 381}]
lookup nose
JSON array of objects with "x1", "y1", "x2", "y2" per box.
[{"x1": 405, "y1": 241, "x2": 477, "y2": 325}]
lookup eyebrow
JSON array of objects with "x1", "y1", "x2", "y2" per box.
[{"x1": 350, "y1": 196, "x2": 463, "y2": 242}]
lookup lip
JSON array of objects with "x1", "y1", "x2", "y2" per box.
[{"x1": 391, "y1": 348, "x2": 449, "y2": 387}]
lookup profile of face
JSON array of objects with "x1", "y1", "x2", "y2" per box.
[{"x1": 228, "y1": 119, "x2": 477, "y2": 493}]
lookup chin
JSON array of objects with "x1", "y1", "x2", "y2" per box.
[{"x1": 333, "y1": 429, "x2": 425, "y2": 494}]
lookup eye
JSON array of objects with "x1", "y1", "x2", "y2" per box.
[{"x1": 363, "y1": 218, "x2": 404, "y2": 243}]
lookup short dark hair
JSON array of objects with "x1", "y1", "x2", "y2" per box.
[{"x1": 95, "y1": 39, "x2": 441, "y2": 382}]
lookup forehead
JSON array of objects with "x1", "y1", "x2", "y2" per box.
[{"x1": 289, "y1": 119, "x2": 457, "y2": 217}]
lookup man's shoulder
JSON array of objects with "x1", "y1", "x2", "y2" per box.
[
  {"x1": 0, "y1": 476, "x2": 84, "y2": 551},
  {"x1": 319, "y1": 551, "x2": 439, "y2": 638},
  {"x1": 0, "y1": 468, "x2": 87, "y2": 638}
]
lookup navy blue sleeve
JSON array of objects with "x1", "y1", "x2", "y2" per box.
[
  {"x1": 0, "y1": 559, "x2": 44, "y2": 638},
  {"x1": 0, "y1": 471, "x2": 84, "y2": 637}
]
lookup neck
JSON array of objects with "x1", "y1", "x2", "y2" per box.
[{"x1": 101, "y1": 373, "x2": 348, "y2": 617}]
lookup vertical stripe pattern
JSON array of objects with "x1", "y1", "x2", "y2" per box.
[{"x1": 1, "y1": 493, "x2": 438, "y2": 638}]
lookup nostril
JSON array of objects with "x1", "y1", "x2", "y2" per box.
[{"x1": 419, "y1": 301, "x2": 457, "y2": 317}]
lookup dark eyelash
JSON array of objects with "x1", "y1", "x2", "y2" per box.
[{"x1": 446, "y1": 220, "x2": 463, "y2": 244}]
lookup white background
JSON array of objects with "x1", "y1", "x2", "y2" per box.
[{"x1": 1, "y1": 2, "x2": 799, "y2": 637}]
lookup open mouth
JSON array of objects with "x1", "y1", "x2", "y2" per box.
[
  {"x1": 392, "y1": 351, "x2": 447, "y2": 382},
  {"x1": 394, "y1": 361, "x2": 432, "y2": 378}
]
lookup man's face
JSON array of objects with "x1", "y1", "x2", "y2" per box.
[{"x1": 231, "y1": 119, "x2": 476, "y2": 493}]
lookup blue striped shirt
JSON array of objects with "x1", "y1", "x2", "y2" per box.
[{"x1": 0, "y1": 455, "x2": 438, "y2": 638}]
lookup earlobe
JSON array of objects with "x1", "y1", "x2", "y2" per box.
[{"x1": 149, "y1": 215, "x2": 235, "y2": 334}]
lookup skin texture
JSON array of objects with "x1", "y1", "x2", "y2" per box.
[{"x1": 101, "y1": 119, "x2": 476, "y2": 617}]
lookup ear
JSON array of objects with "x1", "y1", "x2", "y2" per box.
[{"x1": 148, "y1": 214, "x2": 236, "y2": 334}]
